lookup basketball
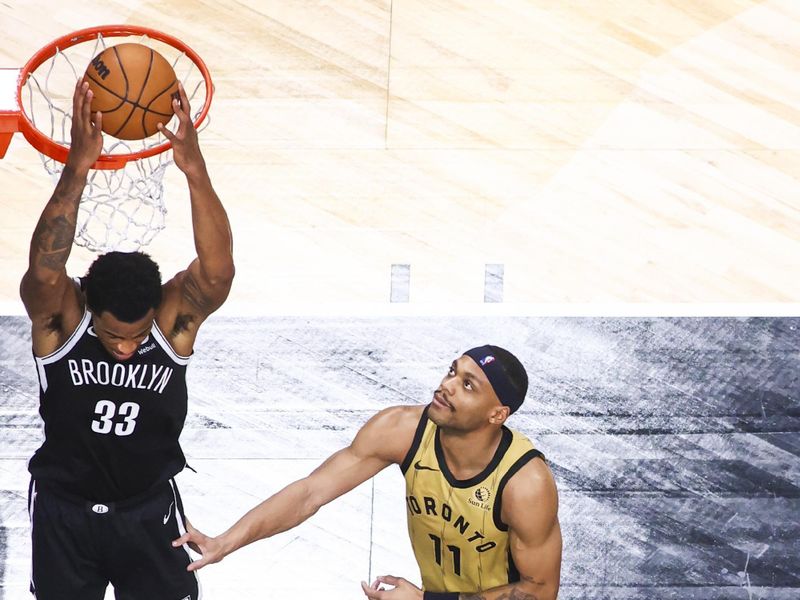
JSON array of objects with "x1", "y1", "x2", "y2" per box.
[{"x1": 84, "y1": 43, "x2": 179, "y2": 140}]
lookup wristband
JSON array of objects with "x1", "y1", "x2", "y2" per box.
[{"x1": 423, "y1": 593, "x2": 459, "y2": 600}]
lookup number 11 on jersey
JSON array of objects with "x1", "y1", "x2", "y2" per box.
[{"x1": 429, "y1": 533, "x2": 462, "y2": 576}]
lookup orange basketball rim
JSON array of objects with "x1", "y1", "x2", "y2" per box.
[{"x1": 0, "y1": 24, "x2": 213, "y2": 170}]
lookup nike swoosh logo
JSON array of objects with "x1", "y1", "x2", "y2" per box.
[
  {"x1": 163, "y1": 501, "x2": 174, "y2": 525},
  {"x1": 414, "y1": 460, "x2": 439, "y2": 472}
]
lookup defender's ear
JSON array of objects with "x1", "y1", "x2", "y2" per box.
[{"x1": 488, "y1": 405, "x2": 510, "y2": 425}]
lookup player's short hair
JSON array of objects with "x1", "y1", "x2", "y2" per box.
[{"x1": 84, "y1": 251, "x2": 162, "y2": 322}]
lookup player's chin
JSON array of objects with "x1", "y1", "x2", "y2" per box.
[
  {"x1": 427, "y1": 405, "x2": 454, "y2": 426},
  {"x1": 109, "y1": 349, "x2": 136, "y2": 361}
]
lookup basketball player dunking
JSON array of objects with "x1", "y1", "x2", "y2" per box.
[
  {"x1": 21, "y1": 80, "x2": 234, "y2": 599},
  {"x1": 175, "y1": 346, "x2": 562, "y2": 600}
]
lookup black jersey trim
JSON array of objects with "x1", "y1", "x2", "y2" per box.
[
  {"x1": 507, "y1": 547, "x2": 520, "y2": 584},
  {"x1": 492, "y1": 448, "x2": 545, "y2": 532},
  {"x1": 151, "y1": 321, "x2": 192, "y2": 365},
  {"x1": 434, "y1": 425, "x2": 513, "y2": 489},
  {"x1": 400, "y1": 405, "x2": 431, "y2": 475}
]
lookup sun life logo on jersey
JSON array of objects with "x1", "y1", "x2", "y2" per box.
[
  {"x1": 468, "y1": 487, "x2": 492, "y2": 511},
  {"x1": 479, "y1": 355, "x2": 495, "y2": 366}
]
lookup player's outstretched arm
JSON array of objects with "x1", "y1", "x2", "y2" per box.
[
  {"x1": 158, "y1": 82, "x2": 234, "y2": 328},
  {"x1": 20, "y1": 79, "x2": 103, "y2": 356},
  {"x1": 173, "y1": 405, "x2": 422, "y2": 571},
  {"x1": 461, "y1": 459, "x2": 562, "y2": 600}
]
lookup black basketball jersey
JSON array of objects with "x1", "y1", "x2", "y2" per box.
[{"x1": 28, "y1": 308, "x2": 191, "y2": 501}]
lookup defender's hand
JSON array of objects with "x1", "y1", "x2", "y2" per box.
[
  {"x1": 67, "y1": 79, "x2": 103, "y2": 174},
  {"x1": 360, "y1": 575, "x2": 424, "y2": 600},
  {"x1": 172, "y1": 519, "x2": 225, "y2": 572}
]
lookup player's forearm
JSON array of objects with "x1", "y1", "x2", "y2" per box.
[
  {"x1": 27, "y1": 165, "x2": 87, "y2": 276},
  {"x1": 458, "y1": 576, "x2": 557, "y2": 600},
  {"x1": 184, "y1": 164, "x2": 234, "y2": 283},
  {"x1": 216, "y1": 477, "x2": 320, "y2": 558}
]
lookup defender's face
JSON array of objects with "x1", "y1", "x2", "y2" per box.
[
  {"x1": 428, "y1": 355, "x2": 503, "y2": 431},
  {"x1": 92, "y1": 309, "x2": 155, "y2": 362}
]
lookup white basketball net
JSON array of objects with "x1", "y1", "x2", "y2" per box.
[{"x1": 21, "y1": 32, "x2": 209, "y2": 253}]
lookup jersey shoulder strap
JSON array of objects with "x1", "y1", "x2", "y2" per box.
[
  {"x1": 399, "y1": 406, "x2": 432, "y2": 474},
  {"x1": 491, "y1": 429, "x2": 545, "y2": 531}
]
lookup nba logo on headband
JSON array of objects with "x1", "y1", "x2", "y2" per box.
[{"x1": 464, "y1": 345, "x2": 528, "y2": 414}]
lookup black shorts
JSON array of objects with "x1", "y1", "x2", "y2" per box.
[{"x1": 28, "y1": 478, "x2": 200, "y2": 600}]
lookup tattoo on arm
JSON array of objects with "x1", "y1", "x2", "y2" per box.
[
  {"x1": 482, "y1": 591, "x2": 537, "y2": 600},
  {"x1": 33, "y1": 215, "x2": 75, "y2": 270},
  {"x1": 181, "y1": 270, "x2": 214, "y2": 314},
  {"x1": 460, "y1": 579, "x2": 541, "y2": 600}
]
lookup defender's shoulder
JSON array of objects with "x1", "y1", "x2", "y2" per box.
[{"x1": 356, "y1": 404, "x2": 428, "y2": 464}]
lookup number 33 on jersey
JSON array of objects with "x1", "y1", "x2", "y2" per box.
[{"x1": 29, "y1": 309, "x2": 191, "y2": 500}]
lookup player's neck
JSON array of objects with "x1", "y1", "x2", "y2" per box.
[{"x1": 438, "y1": 426, "x2": 503, "y2": 480}]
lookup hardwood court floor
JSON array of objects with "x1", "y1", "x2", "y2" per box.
[
  {"x1": 1, "y1": 2, "x2": 799, "y2": 599},
  {"x1": 0, "y1": 1, "x2": 799, "y2": 311}
]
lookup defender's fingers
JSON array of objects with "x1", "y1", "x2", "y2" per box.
[
  {"x1": 360, "y1": 581, "x2": 381, "y2": 599},
  {"x1": 186, "y1": 556, "x2": 209, "y2": 572},
  {"x1": 187, "y1": 541, "x2": 202, "y2": 554}
]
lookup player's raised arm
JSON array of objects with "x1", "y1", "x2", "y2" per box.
[
  {"x1": 173, "y1": 405, "x2": 423, "y2": 571},
  {"x1": 20, "y1": 80, "x2": 103, "y2": 356},
  {"x1": 158, "y1": 82, "x2": 234, "y2": 331}
]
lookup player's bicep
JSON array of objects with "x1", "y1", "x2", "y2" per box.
[
  {"x1": 20, "y1": 268, "x2": 74, "y2": 319},
  {"x1": 164, "y1": 260, "x2": 231, "y2": 322},
  {"x1": 303, "y1": 406, "x2": 420, "y2": 509},
  {"x1": 21, "y1": 274, "x2": 82, "y2": 355},
  {"x1": 508, "y1": 516, "x2": 562, "y2": 595},
  {"x1": 504, "y1": 460, "x2": 562, "y2": 598}
]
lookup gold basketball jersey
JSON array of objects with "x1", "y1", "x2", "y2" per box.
[{"x1": 400, "y1": 407, "x2": 544, "y2": 594}]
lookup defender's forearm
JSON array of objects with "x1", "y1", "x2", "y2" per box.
[
  {"x1": 29, "y1": 165, "x2": 87, "y2": 274},
  {"x1": 216, "y1": 477, "x2": 320, "y2": 559},
  {"x1": 458, "y1": 576, "x2": 557, "y2": 600}
]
